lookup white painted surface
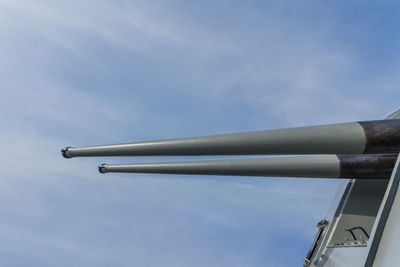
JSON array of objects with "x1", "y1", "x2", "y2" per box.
[
  {"x1": 321, "y1": 247, "x2": 369, "y2": 267},
  {"x1": 371, "y1": 157, "x2": 400, "y2": 266}
]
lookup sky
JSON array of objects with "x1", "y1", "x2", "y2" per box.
[{"x1": 0, "y1": 0, "x2": 400, "y2": 266}]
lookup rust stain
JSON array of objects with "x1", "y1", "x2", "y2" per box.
[
  {"x1": 359, "y1": 120, "x2": 400, "y2": 153},
  {"x1": 337, "y1": 154, "x2": 397, "y2": 179}
]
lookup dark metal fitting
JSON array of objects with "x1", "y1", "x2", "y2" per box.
[
  {"x1": 98, "y1": 164, "x2": 107, "y2": 173},
  {"x1": 317, "y1": 219, "x2": 329, "y2": 229},
  {"x1": 61, "y1": 147, "x2": 72, "y2": 158}
]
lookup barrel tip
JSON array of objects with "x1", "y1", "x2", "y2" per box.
[
  {"x1": 61, "y1": 147, "x2": 72, "y2": 158},
  {"x1": 98, "y1": 164, "x2": 107, "y2": 174}
]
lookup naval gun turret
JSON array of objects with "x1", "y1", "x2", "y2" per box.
[{"x1": 61, "y1": 113, "x2": 400, "y2": 266}]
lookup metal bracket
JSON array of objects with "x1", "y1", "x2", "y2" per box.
[
  {"x1": 303, "y1": 219, "x2": 329, "y2": 266},
  {"x1": 345, "y1": 226, "x2": 370, "y2": 241}
]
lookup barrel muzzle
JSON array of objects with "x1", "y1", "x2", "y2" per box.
[
  {"x1": 98, "y1": 164, "x2": 107, "y2": 174},
  {"x1": 61, "y1": 147, "x2": 72, "y2": 159}
]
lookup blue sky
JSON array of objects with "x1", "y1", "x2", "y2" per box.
[{"x1": 1, "y1": 1, "x2": 400, "y2": 266}]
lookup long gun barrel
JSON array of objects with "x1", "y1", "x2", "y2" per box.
[
  {"x1": 97, "y1": 154, "x2": 397, "y2": 179},
  {"x1": 62, "y1": 119, "x2": 400, "y2": 158}
]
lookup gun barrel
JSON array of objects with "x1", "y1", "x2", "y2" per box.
[
  {"x1": 98, "y1": 154, "x2": 397, "y2": 179},
  {"x1": 62, "y1": 119, "x2": 400, "y2": 158}
]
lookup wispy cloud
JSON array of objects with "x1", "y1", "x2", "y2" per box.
[{"x1": 0, "y1": 0, "x2": 399, "y2": 266}]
